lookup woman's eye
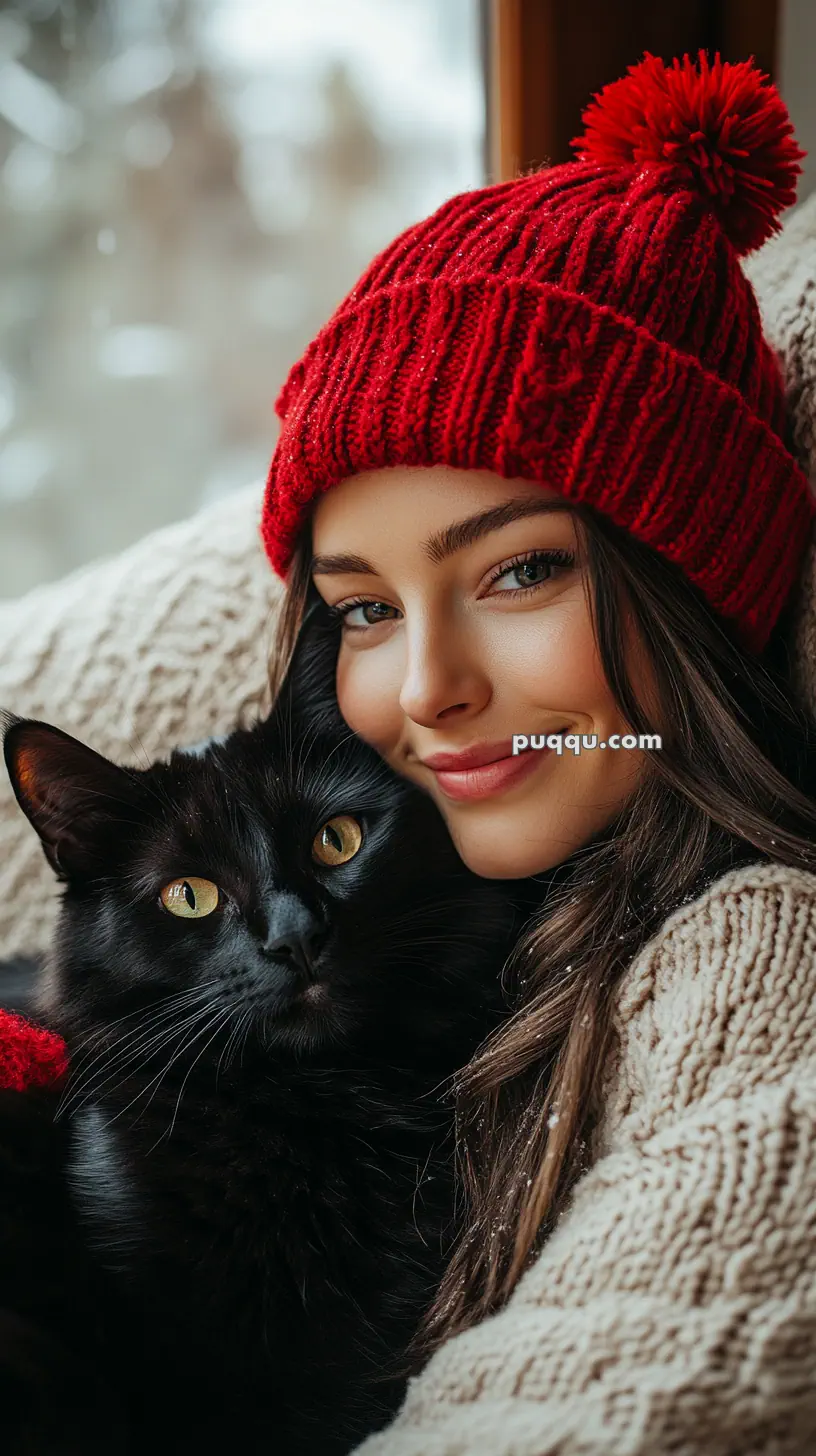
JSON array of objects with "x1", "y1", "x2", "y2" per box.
[
  {"x1": 159, "y1": 876, "x2": 220, "y2": 918},
  {"x1": 489, "y1": 552, "x2": 573, "y2": 593},
  {"x1": 312, "y1": 815, "x2": 363, "y2": 866},
  {"x1": 341, "y1": 601, "x2": 398, "y2": 628}
]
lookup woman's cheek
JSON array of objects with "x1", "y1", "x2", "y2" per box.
[
  {"x1": 335, "y1": 639, "x2": 403, "y2": 751},
  {"x1": 487, "y1": 597, "x2": 608, "y2": 720}
]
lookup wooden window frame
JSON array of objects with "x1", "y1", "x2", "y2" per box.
[{"x1": 484, "y1": 0, "x2": 781, "y2": 184}]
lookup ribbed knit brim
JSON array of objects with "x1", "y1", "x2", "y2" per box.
[{"x1": 262, "y1": 267, "x2": 812, "y2": 651}]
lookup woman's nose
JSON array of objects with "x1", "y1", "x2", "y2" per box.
[{"x1": 397, "y1": 617, "x2": 491, "y2": 726}]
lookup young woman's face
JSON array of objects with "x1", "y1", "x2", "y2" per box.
[{"x1": 310, "y1": 466, "x2": 648, "y2": 878}]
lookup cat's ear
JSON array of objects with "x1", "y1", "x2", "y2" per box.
[{"x1": 1, "y1": 713, "x2": 145, "y2": 882}]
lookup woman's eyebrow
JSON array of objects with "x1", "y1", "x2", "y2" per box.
[
  {"x1": 310, "y1": 497, "x2": 571, "y2": 577},
  {"x1": 310, "y1": 551, "x2": 377, "y2": 577}
]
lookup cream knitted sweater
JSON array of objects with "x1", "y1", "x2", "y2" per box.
[
  {"x1": 0, "y1": 198, "x2": 816, "y2": 1452},
  {"x1": 349, "y1": 859, "x2": 816, "y2": 1455}
]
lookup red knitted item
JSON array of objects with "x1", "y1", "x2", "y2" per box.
[
  {"x1": 0, "y1": 1008, "x2": 68, "y2": 1092},
  {"x1": 261, "y1": 50, "x2": 813, "y2": 654}
]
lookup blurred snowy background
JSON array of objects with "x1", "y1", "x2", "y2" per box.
[{"x1": 0, "y1": 0, "x2": 485, "y2": 597}]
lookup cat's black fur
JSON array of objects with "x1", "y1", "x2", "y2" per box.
[
  {"x1": 0, "y1": 606, "x2": 537, "y2": 1455},
  {"x1": 0, "y1": 1083, "x2": 131, "y2": 1455}
]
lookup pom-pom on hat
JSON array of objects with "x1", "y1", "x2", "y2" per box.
[{"x1": 261, "y1": 50, "x2": 813, "y2": 653}]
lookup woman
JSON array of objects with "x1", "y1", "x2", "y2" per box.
[{"x1": 259, "y1": 52, "x2": 816, "y2": 1454}]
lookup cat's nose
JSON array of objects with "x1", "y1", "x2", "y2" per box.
[{"x1": 258, "y1": 893, "x2": 327, "y2": 976}]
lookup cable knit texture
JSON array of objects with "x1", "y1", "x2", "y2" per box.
[{"x1": 349, "y1": 860, "x2": 816, "y2": 1455}]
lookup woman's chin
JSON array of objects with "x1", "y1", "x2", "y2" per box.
[{"x1": 444, "y1": 814, "x2": 569, "y2": 881}]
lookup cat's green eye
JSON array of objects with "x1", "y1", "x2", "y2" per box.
[
  {"x1": 312, "y1": 815, "x2": 363, "y2": 867},
  {"x1": 159, "y1": 876, "x2": 220, "y2": 918}
]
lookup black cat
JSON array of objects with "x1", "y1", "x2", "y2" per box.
[{"x1": 0, "y1": 607, "x2": 535, "y2": 1455}]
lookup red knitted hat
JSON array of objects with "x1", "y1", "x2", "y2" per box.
[{"x1": 261, "y1": 50, "x2": 814, "y2": 653}]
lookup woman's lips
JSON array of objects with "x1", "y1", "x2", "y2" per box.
[{"x1": 425, "y1": 746, "x2": 547, "y2": 802}]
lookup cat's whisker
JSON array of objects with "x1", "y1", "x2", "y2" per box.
[
  {"x1": 66, "y1": 983, "x2": 219, "y2": 1076},
  {"x1": 122, "y1": 732, "x2": 180, "y2": 817},
  {"x1": 305, "y1": 726, "x2": 361, "y2": 780},
  {"x1": 72, "y1": 1000, "x2": 219, "y2": 1096},
  {"x1": 57, "y1": 987, "x2": 218, "y2": 1109},
  {"x1": 237, "y1": 1007, "x2": 255, "y2": 1068},
  {"x1": 214, "y1": 1010, "x2": 239, "y2": 1087},
  {"x1": 56, "y1": 1000, "x2": 219, "y2": 1119},
  {"x1": 158, "y1": 1007, "x2": 236, "y2": 1149},
  {"x1": 95, "y1": 1003, "x2": 226, "y2": 1136},
  {"x1": 292, "y1": 714, "x2": 329, "y2": 791},
  {"x1": 125, "y1": 1006, "x2": 232, "y2": 1149},
  {"x1": 215, "y1": 1005, "x2": 252, "y2": 1086},
  {"x1": 290, "y1": 714, "x2": 360, "y2": 797},
  {"x1": 122, "y1": 728, "x2": 153, "y2": 772},
  {"x1": 65, "y1": 980, "x2": 221, "y2": 1057},
  {"x1": 213, "y1": 1002, "x2": 246, "y2": 1085}
]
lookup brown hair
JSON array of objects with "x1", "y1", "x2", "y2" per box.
[{"x1": 267, "y1": 503, "x2": 816, "y2": 1367}]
